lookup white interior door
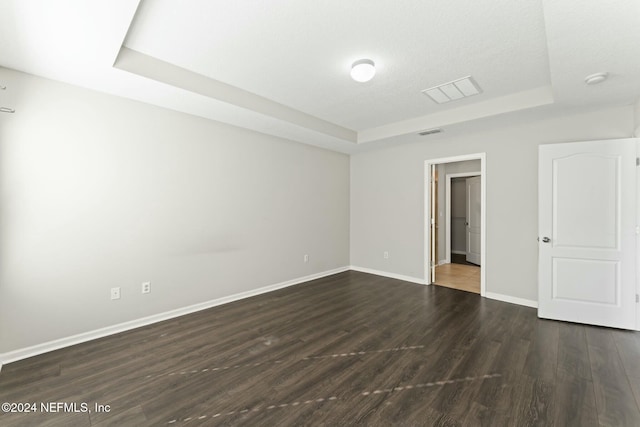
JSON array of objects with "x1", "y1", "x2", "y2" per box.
[
  {"x1": 465, "y1": 176, "x2": 481, "y2": 265},
  {"x1": 538, "y1": 138, "x2": 637, "y2": 330}
]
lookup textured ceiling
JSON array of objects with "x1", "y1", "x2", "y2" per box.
[
  {"x1": 124, "y1": 0, "x2": 550, "y2": 130},
  {"x1": 1, "y1": 0, "x2": 639, "y2": 153}
]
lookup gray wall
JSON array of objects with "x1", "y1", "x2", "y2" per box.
[
  {"x1": 1, "y1": 66, "x2": 634, "y2": 355},
  {"x1": 0, "y1": 68, "x2": 350, "y2": 354},
  {"x1": 350, "y1": 106, "x2": 634, "y2": 301}
]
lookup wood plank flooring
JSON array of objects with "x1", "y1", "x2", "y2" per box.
[
  {"x1": 435, "y1": 263, "x2": 480, "y2": 294},
  {"x1": 1, "y1": 270, "x2": 639, "y2": 426}
]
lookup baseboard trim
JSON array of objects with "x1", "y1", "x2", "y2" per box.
[
  {"x1": 451, "y1": 250, "x2": 466, "y2": 255},
  {"x1": 348, "y1": 269, "x2": 537, "y2": 309},
  {"x1": 485, "y1": 292, "x2": 538, "y2": 308},
  {"x1": 1, "y1": 267, "x2": 541, "y2": 365},
  {"x1": 349, "y1": 266, "x2": 426, "y2": 285},
  {"x1": 0, "y1": 266, "x2": 349, "y2": 365}
]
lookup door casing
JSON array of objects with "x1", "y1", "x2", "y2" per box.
[
  {"x1": 445, "y1": 172, "x2": 481, "y2": 264},
  {"x1": 424, "y1": 153, "x2": 486, "y2": 296}
]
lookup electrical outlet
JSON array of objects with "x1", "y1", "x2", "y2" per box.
[
  {"x1": 110, "y1": 287, "x2": 120, "y2": 300},
  {"x1": 384, "y1": 251, "x2": 389, "y2": 259},
  {"x1": 142, "y1": 281, "x2": 151, "y2": 294},
  {"x1": 304, "y1": 254, "x2": 309, "y2": 263}
]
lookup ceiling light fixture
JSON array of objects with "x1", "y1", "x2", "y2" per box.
[
  {"x1": 584, "y1": 72, "x2": 608, "y2": 85},
  {"x1": 351, "y1": 59, "x2": 376, "y2": 83}
]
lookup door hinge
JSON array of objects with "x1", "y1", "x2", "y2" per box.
[
  {"x1": 636, "y1": 157, "x2": 639, "y2": 166},
  {"x1": 637, "y1": 294, "x2": 639, "y2": 303}
]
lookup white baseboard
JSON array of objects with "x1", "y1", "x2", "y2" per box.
[
  {"x1": 348, "y1": 269, "x2": 538, "y2": 310},
  {"x1": 485, "y1": 292, "x2": 538, "y2": 308},
  {"x1": 1, "y1": 267, "x2": 542, "y2": 366},
  {"x1": 0, "y1": 266, "x2": 349, "y2": 365},
  {"x1": 451, "y1": 250, "x2": 466, "y2": 255},
  {"x1": 349, "y1": 266, "x2": 426, "y2": 285}
]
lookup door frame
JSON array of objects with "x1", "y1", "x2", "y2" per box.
[
  {"x1": 445, "y1": 172, "x2": 481, "y2": 264},
  {"x1": 424, "y1": 153, "x2": 486, "y2": 296},
  {"x1": 637, "y1": 139, "x2": 640, "y2": 330},
  {"x1": 538, "y1": 138, "x2": 637, "y2": 330}
]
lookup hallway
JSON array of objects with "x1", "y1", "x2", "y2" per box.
[{"x1": 435, "y1": 263, "x2": 480, "y2": 294}]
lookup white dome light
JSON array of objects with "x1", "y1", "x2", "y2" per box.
[
  {"x1": 350, "y1": 59, "x2": 376, "y2": 82},
  {"x1": 584, "y1": 72, "x2": 608, "y2": 85}
]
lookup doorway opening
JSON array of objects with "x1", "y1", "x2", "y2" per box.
[{"x1": 424, "y1": 153, "x2": 486, "y2": 296}]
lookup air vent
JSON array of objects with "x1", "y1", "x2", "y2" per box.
[
  {"x1": 422, "y1": 76, "x2": 482, "y2": 104},
  {"x1": 418, "y1": 128, "x2": 443, "y2": 136}
]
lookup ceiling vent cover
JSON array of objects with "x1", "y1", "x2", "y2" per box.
[
  {"x1": 418, "y1": 128, "x2": 443, "y2": 136},
  {"x1": 422, "y1": 76, "x2": 482, "y2": 104}
]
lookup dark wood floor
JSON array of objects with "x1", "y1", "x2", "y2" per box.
[{"x1": 1, "y1": 271, "x2": 640, "y2": 426}]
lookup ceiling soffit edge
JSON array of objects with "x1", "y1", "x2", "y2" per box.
[
  {"x1": 357, "y1": 86, "x2": 555, "y2": 143},
  {"x1": 113, "y1": 47, "x2": 358, "y2": 143}
]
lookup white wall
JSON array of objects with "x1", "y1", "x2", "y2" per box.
[
  {"x1": 0, "y1": 68, "x2": 350, "y2": 355},
  {"x1": 634, "y1": 97, "x2": 640, "y2": 137},
  {"x1": 350, "y1": 106, "x2": 634, "y2": 302}
]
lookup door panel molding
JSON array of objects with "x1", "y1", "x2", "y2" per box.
[{"x1": 538, "y1": 138, "x2": 637, "y2": 330}]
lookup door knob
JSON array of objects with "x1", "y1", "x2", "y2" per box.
[{"x1": 541, "y1": 237, "x2": 550, "y2": 243}]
